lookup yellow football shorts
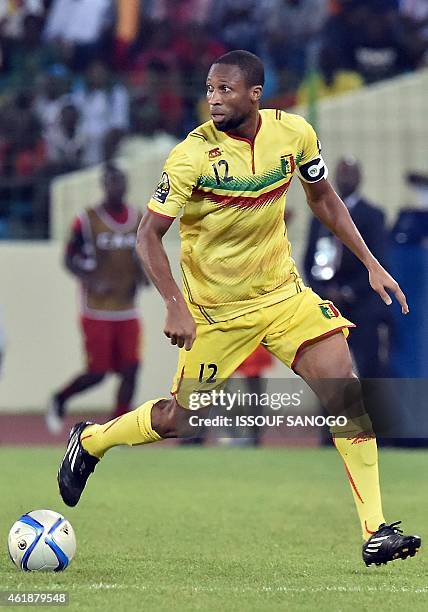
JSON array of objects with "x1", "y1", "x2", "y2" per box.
[{"x1": 171, "y1": 288, "x2": 355, "y2": 408}]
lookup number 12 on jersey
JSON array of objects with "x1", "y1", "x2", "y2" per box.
[
  {"x1": 198, "y1": 363, "x2": 218, "y2": 383},
  {"x1": 212, "y1": 160, "x2": 234, "y2": 185}
]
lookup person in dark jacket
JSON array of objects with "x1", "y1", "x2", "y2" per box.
[{"x1": 304, "y1": 156, "x2": 389, "y2": 377}]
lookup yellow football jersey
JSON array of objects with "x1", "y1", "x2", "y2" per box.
[{"x1": 148, "y1": 109, "x2": 328, "y2": 323}]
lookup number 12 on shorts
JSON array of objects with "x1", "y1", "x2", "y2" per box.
[{"x1": 198, "y1": 363, "x2": 218, "y2": 384}]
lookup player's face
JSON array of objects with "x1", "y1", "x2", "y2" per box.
[{"x1": 206, "y1": 64, "x2": 261, "y2": 132}]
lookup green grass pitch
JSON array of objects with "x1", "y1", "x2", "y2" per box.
[{"x1": 0, "y1": 447, "x2": 426, "y2": 611}]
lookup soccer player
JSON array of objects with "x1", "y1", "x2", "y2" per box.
[
  {"x1": 47, "y1": 164, "x2": 149, "y2": 433},
  {"x1": 58, "y1": 51, "x2": 421, "y2": 565}
]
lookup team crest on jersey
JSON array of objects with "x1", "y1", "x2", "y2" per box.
[
  {"x1": 280, "y1": 154, "x2": 295, "y2": 177},
  {"x1": 208, "y1": 147, "x2": 222, "y2": 159},
  {"x1": 153, "y1": 172, "x2": 170, "y2": 204},
  {"x1": 319, "y1": 302, "x2": 340, "y2": 319}
]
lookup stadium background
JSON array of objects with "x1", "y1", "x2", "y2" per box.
[{"x1": 0, "y1": 0, "x2": 427, "y2": 416}]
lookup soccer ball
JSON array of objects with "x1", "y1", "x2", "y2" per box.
[{"x1": 8, "y1": 510, "x2": 76, "y2": 572}]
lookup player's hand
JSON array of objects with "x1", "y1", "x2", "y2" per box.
[
  {"x1": 368, "y1": 262, "x2": 409, "y2": 314},
  {"x1": 164, "y1": 299, "x2": 196, "y2": 350}
]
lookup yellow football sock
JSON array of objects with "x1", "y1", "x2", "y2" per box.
[
  {"x1": 331, "y1": 413, "x2": 385, "y2": 540},
  {"x1": 81, "y1": 398, "x2": 164, "y2": 459}
]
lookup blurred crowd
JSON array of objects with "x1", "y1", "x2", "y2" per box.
[{"x1": 0, "y1": 0, "x2": 428, "y2": 238}]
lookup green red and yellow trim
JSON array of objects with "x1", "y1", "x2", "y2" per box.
[{"x1": 193, "y1": 179, "x2": 291, "y2": 212}]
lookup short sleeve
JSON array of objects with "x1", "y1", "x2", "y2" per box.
[
  {"x1": 147, "y1": 143, "x2": 197, "y2": 219},
  {"x1": 296, "y1": 119, "x2": 328, "y2": 183}
]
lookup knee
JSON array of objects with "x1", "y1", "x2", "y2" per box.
[
  {"x1": 328, "y1": 355, "x2": 358, "y2": 380},
  {"x1": 337, "y1": 364, "x2": 358, "y2": 381},
  {"x1": 319, "y1": 373, "x2": 363, "y2": 418},
  {"x1": 87, "y1": 371, "x2": 106, "y2": 385}
]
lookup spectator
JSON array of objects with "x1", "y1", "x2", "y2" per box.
[
  {"x1": 130, "y1": 20, "x2": 179, "y2": 84},
  {"x1": 173, "y1": 23, "x2": 227, "y2": 128},
  {"x1": 33, "y1": 65, "x2": 71, "y2": 138},
  {"x1": 0, "y1": 92, "x2": 45, "y2": 178},
  {"x1": 71, "y1": 60, "x2": 129, "y2": 166},
  {"x1": 0, "y1": 0, "x2": 426, "y2": 241},
  {"x1": 112, "y1": 0, "x2": 141, "y2": 69},
  {"x1": 392, "y1": 171, "x2": 428, "y2": 246},
  {"x1": 146, "y1": 0, "x2": 213, "y2": 26},
  {"x1": 348, "y1": 0, "x2": 399, "y2": 14},
  {"x1": 388, "y1": 171, "x2": 428, "y2": 381},
  {"x1": 0, "y1": 91, "x2": 46, "y2": 237},
  {"x1": 131, "y1": 60, "x2": 184, "y2": 138},
  {"x1": 0, "y1": 14, "x2": 57, "y2": 92},
  {"x1": 320, "y1": 2, "x2": 416, "y2": 83},
  {"x1": 399, "y1": 0, "x2": 428, "y2": 65},
  {"x1": 210, "y1": 0, "x2": 261, "y2": 55},
  {"x1": 259, "y1": 0, "x2": 329, "y2": 81},
  {"x1": 45, "y1": 103, "x2": 87, "y2": 174},
  {"x1": 44, "y1": 0, "x2": 114, "y2": 70},
  {"x1": 400, "y1": 0, "x2": 428, "y2": 34},
  {"x1": 262, "y1": 70, "x2": 300, "y2": 112},
  {"x1": 304, "y1": 156, "x2": 390, "y2": 377},
  {"x1": 174, "y1": 23, "x2": 227, "y2": 80},
  {"x1": 0, "y1": 0, "x2": 44, "y2": 39}
]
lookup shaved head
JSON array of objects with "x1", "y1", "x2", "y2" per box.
[{"x1": 335, "y1": 156, "x2": 362, "y2": 198}]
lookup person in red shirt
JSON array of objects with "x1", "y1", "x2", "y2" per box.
[{"x1": 46, "y1": 164, "x2": 149, "y2": 433}]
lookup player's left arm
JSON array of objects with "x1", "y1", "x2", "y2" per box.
[
  {"x1": 134, "y1": 254, "x2": 151, "y2": 288},
  {"x1": 301, "y1": 178, "x2": 409, "y2": 314},
  {"x1": 137, "y1": 266, "x2": 151, "y2": 287}
]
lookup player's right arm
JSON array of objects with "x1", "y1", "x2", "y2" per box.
[
  {"x1": 136, "y1": 213, "x2": 196, "y2": 350},
  {"x1": 64, "y1": 216, "x2": 96, "y2": 280},
  {"x1": 136, "y1": 141, "x2": 200, "y2": 350},
  {"x1": 63, "y1": 216, "x2": 113, "y2": 295}
]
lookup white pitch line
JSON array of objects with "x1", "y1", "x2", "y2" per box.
[{"x1": 79, "y1": 584, "x2": 428, "y2": 594}]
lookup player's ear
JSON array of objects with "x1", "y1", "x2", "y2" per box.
[{"x1": 251, "y1": 85, "x2": 263, "y2": 102}]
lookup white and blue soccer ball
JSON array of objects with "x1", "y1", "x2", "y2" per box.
[{"x1": 8, "y1": 510, "x2": 76, "y2": 572}]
